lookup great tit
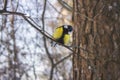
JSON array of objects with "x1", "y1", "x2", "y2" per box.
[{"x1": 52, "y1": 25, "x2": 73, "y2": 46}]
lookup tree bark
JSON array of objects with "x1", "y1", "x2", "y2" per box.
[{"x1": 73, "y1": 0, "x2": 120, "y2": 80}]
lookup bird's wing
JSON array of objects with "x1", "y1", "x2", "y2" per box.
[
  {"x1": 64, "y1": 34, "x2": 70, "y2": 45},
  {"x1": 53, "y1": 27, "x2": 63, "y2": 39}
]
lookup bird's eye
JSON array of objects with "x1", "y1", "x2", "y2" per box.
[{"x1": 68, "y1": 27, "x2": 73, "y2": 32}]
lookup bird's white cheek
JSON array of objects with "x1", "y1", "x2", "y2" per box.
[{"x1": 64, "y1": 25, "x2": 68, "y2": 29}]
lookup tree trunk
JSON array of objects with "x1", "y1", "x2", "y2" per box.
[{"x1": 73, "y1": 0, "x2": 120, "y2": 80}]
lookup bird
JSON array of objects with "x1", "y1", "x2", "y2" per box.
[{"x1": 51, "y1": 25, "x2": 73, "y2": 46}]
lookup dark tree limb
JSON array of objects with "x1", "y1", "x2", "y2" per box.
[
  {"x1": 3, "y1": 0, "x2": 8, "y2": 11},
  {"x1": 41, "y1": 0, "x2": 54, "y2": 80}
]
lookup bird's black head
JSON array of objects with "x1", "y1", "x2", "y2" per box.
[{"x1": 63, "y1": 25, "x2": 73, "y2": 32}]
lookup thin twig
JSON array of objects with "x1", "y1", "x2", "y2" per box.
[
  {"x1": 41, "y1": 0, "x2": 54, "y2": 80},
  {"x1": 54, "y1": 53, "x2": 72, "y2": 67}
]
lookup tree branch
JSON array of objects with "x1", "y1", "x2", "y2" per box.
[
  {"x1": 54, "y1": 53, "x2": 72, "y2": 67},
  {"x1": 57, "y1": 0, "x2": 73, "y2": 11}
]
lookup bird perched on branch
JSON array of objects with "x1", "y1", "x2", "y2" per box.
[{"x1": 51, "y1": 25, "x2": 73, "y2": 46}]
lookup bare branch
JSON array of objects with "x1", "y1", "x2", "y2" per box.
[
  {"x1": 0, "y1": 9, "x2": 74, "y2": 52},
  {"x1": 57, "y1": 0, "x2": 73, "y2": 11},
  {"x1": 0, "y1": 10, "x2": 25, "y2": 16}
]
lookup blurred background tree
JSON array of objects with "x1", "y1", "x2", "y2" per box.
[
  {"x1": 73, "y1": 0, "x2": 120, "y2": 80},
  {"x1": 0, "y1": 0, "x2": 73, "y2": 80}
]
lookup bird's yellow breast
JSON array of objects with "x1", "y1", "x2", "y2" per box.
[
  {"x1": 64, "y1": 34, "x2": 70, "y2": 45},
  {"x1": 53, "y1": 27, "x2": 63, "y2": 39}
]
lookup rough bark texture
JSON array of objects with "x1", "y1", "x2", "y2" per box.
[{"x1": 73, "y1": 0, "x2": 120, "y2": 80}]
